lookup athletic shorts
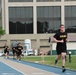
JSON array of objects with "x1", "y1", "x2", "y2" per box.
[
  {"x1": 16, "y1": 51, "x2": 22, "y2": 56},
  {"x1": 4, "y1": 50, "x2": 9, "y2": 54},
  {"x1": 56, "y1": 46, "x2": 67, "y2": 55},
  {"x1": 12, "y1": 50, "x2": 17, "y2": 54}
]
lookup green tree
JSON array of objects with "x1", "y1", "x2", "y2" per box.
[
  {"x1": 0, "y1": 26, "x2": 5, "y2": 38},
  {"x1": 0, "y1": 15, "x2": 5, "y2": 37}
]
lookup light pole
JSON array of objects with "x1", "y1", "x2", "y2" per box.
[
  {"x1": 49, "y1": 37, "x2": 52, "y2": 55},
  {"x1": 69, "y1": 51, "x2": 71, "y2": 63}
]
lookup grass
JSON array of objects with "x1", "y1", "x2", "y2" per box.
[{"x1": 22, "y1": 55, "x2": 76, "y2": 71}]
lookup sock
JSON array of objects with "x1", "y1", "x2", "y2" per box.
[
  {"x1": 62, "y1": 66, "x2": 65, "y2": 69},
  {"x1": 55, "y1": 60, "x2": 58, "y2": 62},
  {"x1": 55, "y1": 59, "x2": 58, "y2": 64}
]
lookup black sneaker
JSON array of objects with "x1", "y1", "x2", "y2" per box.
[
  {"x1": 54, "y1": 60, "x2": 58, "y2": 65},
  {"x1": 62, "y1": 68, "x2": 66, "y2": 73}
]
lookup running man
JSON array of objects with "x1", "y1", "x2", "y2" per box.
[
  {"x1": 3, "y1": 43, "x2": 9, "y2": 59},
  {"x1": 53, "y1": 24, "x2": 69, "y2": 72},
  {"x1": 12, "y1": 41, "x2": 18, "y2": 59},
  {"x1": 12, "y1": 46, "x2": 17, "y2": 59},
  {"x1": 16, "y1": 43, "x2": 23, "y2": 62}
]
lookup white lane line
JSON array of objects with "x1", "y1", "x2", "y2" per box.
[{"x1": 0, "y1": 60, "x2": 26, "y2": 75}]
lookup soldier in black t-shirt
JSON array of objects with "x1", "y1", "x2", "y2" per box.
[
  {"x1": 4, "y1": 46, "x2": 9, "y2": 54},
  {"x1": 12, "y1": 46, "x2": 17, "y2": 59},
  {"x1": 3, "y1": 44, "x2": 9, "y2": 59},
  {"x1": 16, "y1": 43, "x2": 23, "y2": 62},
  {"x1": 54, "y1": 31, "x2": 67, "y2": 54},
  {"x1": 53, "y1": 25, "x2": 69, "y2": 72},
  {"x1": 12, "y1": 41, "x2": 18, "y2": 59}
]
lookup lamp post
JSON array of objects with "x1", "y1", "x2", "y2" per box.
[
  {"x1": 49, "y1": 37, "x2": 52, "y2": 55},
  {"x1": 69, "y1": 51, "x2": 71, "y2": 63}
]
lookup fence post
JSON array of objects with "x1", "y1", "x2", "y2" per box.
[{"x1": 69, "y1": 51, "x2": 71, "y2": 63}]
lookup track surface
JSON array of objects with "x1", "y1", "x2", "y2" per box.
[{"x1": 0, "y1": 57, "x2": 76, "y2": 75}]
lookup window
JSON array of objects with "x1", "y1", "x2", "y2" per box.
[
  {"x1": 65, "y1": 0, "x2": 76, "y2": 1},
  {"x1": 9, "y1": 7, "x2": 33, "y2": 34},
  {"x1": 37, "y1": 0, "x2": 61, "y2": 2},
  {"x1": 37, "y1": 6, "x2": 61, "y2": 33},
  {"x1": 9, "y1": 0, "x2": 33, "y2": 2},
  {"x1": 65, "y1": 6, "x2": 76, "y2": 33}
]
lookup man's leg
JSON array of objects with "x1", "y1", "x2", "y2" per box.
[
  {"x1": 7, "y1": 52, "x2": 9, "y2": 59},
  {"x1": 18, "y1": 54, "x2": 21, "y2": 62},
  {"x1": 16, "y1": 52, "x2": 19, "y2": 60},
  {"x1": 19, "y1": 55, "x2": 21, "y2": 61},
  {"x1": 61, "y1": 52, "x2": 66, "y2": 72},
  {"x1": 14, "y1": 52, "x2": 17, "y2": 59},
  {"x1": 5, "y1": 53, "x2": 8, "y2": 59},
  {"x1": 55, "y1": 54, "x2": 61, "y2": 65},
  {"x1": 65, "y1": 55, "x2": 67, "y2": 61},
  {"x1": 13, "y1": 51, "x2": 15, "y2": 59}
]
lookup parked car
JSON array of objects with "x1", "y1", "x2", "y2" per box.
[{"x1": 22, "y1": 49, "x2": 34, "y2": 56}]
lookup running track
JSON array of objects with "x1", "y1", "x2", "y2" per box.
[{"x1": 0, "y1": 57, "x2": 76, "y2": 75}]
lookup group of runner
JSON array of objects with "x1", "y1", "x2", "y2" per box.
[
  {"x1": 4, "y1": 42, "x2": 23, "y2": 62},
  {"x1": 3, "y1": 24, "x2": 69, "y2": 72}
]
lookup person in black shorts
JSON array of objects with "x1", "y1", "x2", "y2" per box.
[
  {"x1": 3, "y1": 43, "x2": 9, "y2": 59},
  {"x1": 53, "y1": 24, "x2": 69, "y2": 72},
  {"x1": 16, "y1": 43, "x2": 23, "y2": 62},
  {"x1": 12, "y1": 41, "x2": 18, "y2": 59},
  {"x1": 12, "y1": 46, "x2": 17, "y2": 59}
]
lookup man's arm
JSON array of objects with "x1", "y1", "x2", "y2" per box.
[
  {"x1": 53, "y1": 37, "x2": 64, "y2": 43},
  {"x1": 66, "y1": 38, "x2": 69, "y2": 42},
  {"x1": 66, "y1": 33, "x2": 69, "y2": 42},
  {"x1": 14, "y1": 48, "x2": 19, "y2": 52}
]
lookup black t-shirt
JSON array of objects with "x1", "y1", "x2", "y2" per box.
[
  {"x1": 3, "y1": 46, "x2": 9, "y2": 53},
  {"x1": 53, "y1": 31, "x2": 67, "y2": 48},
  {"x1": 4, "y1": 46, "x2": 8, "y2": 51},
  {"x1": 12, "y1": 47, "x2": 16, "y2": 52},
  {"x1": 16, "y1": 46, "x2": 23, "y2": 52}
]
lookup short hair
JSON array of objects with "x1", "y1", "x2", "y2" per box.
[
  {"x1": 60, "y1": 24, "x2": 64, "y2": 27},
  {"x1": 17, "y1": 43, "x2": 21, "y2": 45}
]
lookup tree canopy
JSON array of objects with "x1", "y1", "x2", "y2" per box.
[{"x1": 0, "y1": 26, "x2": 5, "y2": 37}]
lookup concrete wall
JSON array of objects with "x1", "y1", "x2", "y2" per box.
[
  {"x1": 0, "y1": 33, "x2": 76, "y2": 55},
  {"x1": 0, "y1": 34, "x2": 51, "y2": 54}
]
